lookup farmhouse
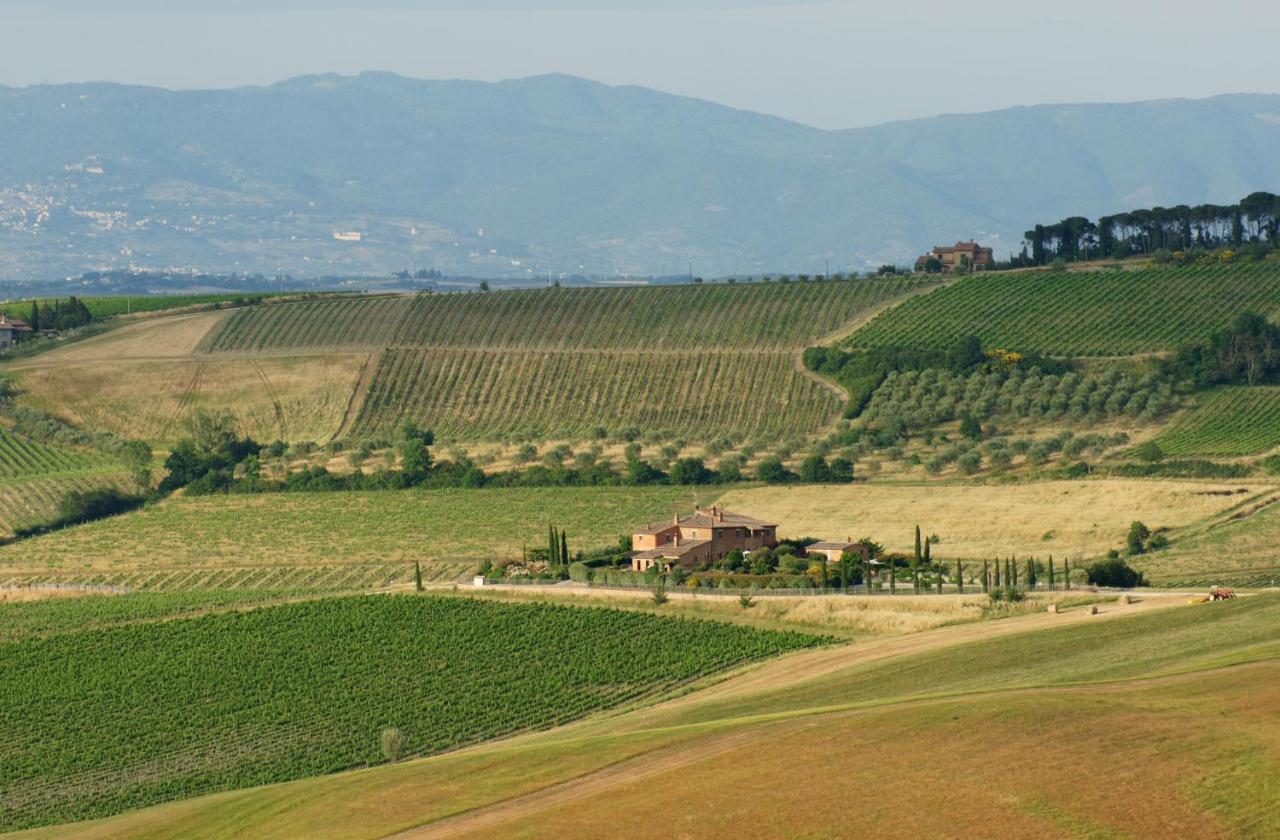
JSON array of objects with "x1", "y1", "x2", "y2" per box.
[
  {"x1": 0, "y1": 315, "x2": 32, "y2": 350},
  {"x1": 806, "y1": 539, "x2": 868, "y2": 564},
  {"x1": 630, "y1": 506, "x2": 777, "y2": 572},
  {"x1": 914, "y1": 241, "x2": 994, "y2": 274}
]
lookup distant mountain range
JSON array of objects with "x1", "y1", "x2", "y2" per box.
[{"x1": 1, "y1": 72, "x2": 1278, "y2": 281}]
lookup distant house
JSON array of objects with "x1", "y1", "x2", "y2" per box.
[
  {"x1": 630, "y1": 506, "x2": 778, "y2": 572},
  {"x1": 915, "y1": 241, "x2": 994, "y2": 274},
  {"x1": 806, "y1": 539, "x2": 868, "y2": 564},
  {"x1": 0, "y1": 315, "x2": 32, "y2": 350}
]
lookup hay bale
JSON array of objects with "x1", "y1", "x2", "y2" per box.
[
  {"x1": 1118, "y1": 594, "x2": 1131, "y2": 605},
  {"x1": 1046, "y1": 603, "x2": 1058, "y2": 614},
  {"x1": 1089, "y1": 605, "x2": 1099, "y2": 615}
]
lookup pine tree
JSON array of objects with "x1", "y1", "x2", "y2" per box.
[{"x1": 414, "y1": 560, "x2": 424, "y2": 592}]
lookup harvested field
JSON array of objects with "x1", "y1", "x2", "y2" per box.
[{"x1": 716, "y1": 478, "x2": 1270, "y2": 561}]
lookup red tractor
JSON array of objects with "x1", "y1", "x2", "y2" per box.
[{"x1": 1209, "y1": 588, "x2": 1237, "y2": 601}]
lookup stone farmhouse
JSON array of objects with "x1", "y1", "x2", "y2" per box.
[
  {"x1": 914, "y1": 241, "x2": 994, "y2": 273},
  {"x1": 630, "y1": 506, "x2": 778, "y2": 572},
  {"x1": 0, "y1": 315, "x2": 32, "y2": 350},
  {"x1": 807, "y1": 539, "x2": 869, "y2": 564}
]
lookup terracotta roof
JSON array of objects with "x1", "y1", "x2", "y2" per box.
[
  {"x1": 809, "y1": 541, "x2": 857, "y2": 551},
  {"x1": 631, "y1": 540, "x2": 710, "y2": 560},
  {"x1": 0, "y1": 317, "x2": 31, "y2": 331},
  {"x1": 634, "y1": 507, "x2": 776, "y2": 534}
]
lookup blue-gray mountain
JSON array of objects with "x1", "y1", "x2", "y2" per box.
[{"x1": 1, "y1": 72, "x2": 1278, "y2": 280}]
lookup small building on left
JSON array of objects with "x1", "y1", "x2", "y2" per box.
[{"x1": 0, "y1": 316, "x2": 32, "y2": 350}]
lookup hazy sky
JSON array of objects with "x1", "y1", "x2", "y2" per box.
[{"x1": 2, "y1": 0, "x2": 1277, "y2": 128}]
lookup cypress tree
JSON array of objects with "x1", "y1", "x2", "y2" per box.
[
  {"x1": 28, "y1": 301, "x2": 39, "y2": 332},
  {"x1": 956, "y1": 560, "x2": 963, "y2": 594},
  {"x1": 911, "y1": 553, "x2": 919, "y2": 594},
  {"x1": 1048, "y1": 556, "x2": 1055, "y2": 591},
  {"x1": 415, "y1": 560, "x2": 424, "y2": 591},
  {"x1": 548, "y1": 525, "x2": 557, "y2": 568},
  {"x1": 993, "y1": 558, "x2": 1000, "y2": 588},
  {"x1": 1026, "y1": 557, "x2": 1035, "y2": 589},
  {"x1": 982, "y1": 559, "x2": 990, "y2": 593},
  {"x1": 1064, "y1": 559, "x2": 1071, "y2": 591},
  {"x1": 914, "y1": 525, "x2": 922, "y2": 566},
  {"x1": 560, "y1": 530, "x2": 569, "y2": 574},
  {"x1": 1011, "y1": 558, "x2": 1018, "y2": 587},
  {"x1": 923, "y1": 539, "x2": 932, "y2": 593},
  {"x1": 889, "y1": 559, "x2": 896, "y2": 594}
]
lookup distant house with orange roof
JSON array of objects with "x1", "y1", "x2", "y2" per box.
[
  {"x1": 915, "y1": 241, "x2": 994, "y2": 274},
  {"x1": 630, "y1": 506, "x2": 778, "y2": 572}
]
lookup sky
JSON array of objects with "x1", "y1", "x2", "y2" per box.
[{"x1": 1, "y1": 0, "x2": 1277, "y2": 129}]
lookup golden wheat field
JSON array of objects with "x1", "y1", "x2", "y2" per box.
[{"x1": 717, "y1": 479, "x2": 1272, "y2": 561}]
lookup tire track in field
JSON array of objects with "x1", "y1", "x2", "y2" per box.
[
  {"x1": 163, "y1": 362, "x2": 205, "y2": 440},
  {"x1": 249, "y1": 359, "x2": 289, "y2": 442}
]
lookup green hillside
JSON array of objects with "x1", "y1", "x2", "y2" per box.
[
  {"x1": 0, "y1": 595, "x2": 822, "y2": 832},
  {"x1": 847, "y1": 261, "x2": 1280, "y2": 357},
  {"x1": 1154, "y1": 386, "x2": 1280, "y2": 456},
  {"x1": 201, "y1": 280, "x2": 921, "y2": 441}
]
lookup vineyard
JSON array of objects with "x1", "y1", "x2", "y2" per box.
[
  {"x1": 0, "y1": 485, "x2": 704, "y2": 580},
  {"x1": 0, "y1": 427, "x2": 108, "y2": 479},
  {"x1": 349, "y1": 347, "x2": 839, "y2": 440},
  {"x1": 203, "y1": 279, "x2": 924, "y2": 354},
  {"x1": 0, "y1": 590, "x2": 301, "y2": 644},
  {"x1": 0, "y1": 595, "x2": 824, "y2": 831},
  {"x1": 1154, "y1": 387, "x2": 1280, "y2": 456},
  {"x1": 0, "y1": 428, "x2": 126, "y2": 536},
  {"x1": 847, "y1": 261, "x2": 1280, "y2": 356},
  {"x1": 200, "y1": 295, "x2": 414, "y2": 352}
]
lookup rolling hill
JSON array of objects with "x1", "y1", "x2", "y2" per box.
[
  {"x1": 1, "y1": 73, "x2": 1278, "y2": 279},
  {"x1": 846, "y1": 260, "x2": 1280, "y2": 356},
  {"x1": 10, "y1": 279, "x2": 922, "y2": 444}
]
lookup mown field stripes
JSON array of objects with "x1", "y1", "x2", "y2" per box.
[
  {"x1": 349, "y1": 348, "x2": 841, "y2": 440},
  {"x1": 847, "y1": 261, "x2": 1280, "y2": 356},
  {"x1": 1154, "y1": 386, "x2": 1280, "y2": 456}
]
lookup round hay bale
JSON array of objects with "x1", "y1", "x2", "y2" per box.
[
  {"x1": 1118, "y1": 594, "x2": 1131, "y2": 605},
  {"x1": 1046, "y1": 603, "x2": 1058, "y2": 614},
  {"x1": 1089, "y1": 605, "x2": 1099, "y2": 615}
]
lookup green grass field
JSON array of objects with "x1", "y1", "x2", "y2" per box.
[
  {"x1": 0, "y1": 595, "x2": 823, "y2": 832},
  {"x1": 0, "y1": 293, "x2": 275, "y2": 323},
  {"x1": 0, "y1": 485, "x2": 712, "y2": 585},
  {"x1": 1155, "y1": 386, "x2": 1280, "y2": 456},
  {"x1": 847, "y1": 261, "x2": 1280, "y2": 356}
]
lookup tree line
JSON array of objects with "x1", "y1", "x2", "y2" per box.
[{"x1": 1018, "y1": 192, "x2": 1279, "y2": 265}]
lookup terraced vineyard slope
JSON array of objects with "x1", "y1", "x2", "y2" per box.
[
  {"x1": 847, "y1": 261, "x2": 1280, "y2": 356},
  {"x1": 202, "y1": 280, "x2": 923, "y2": 441},
  {"x1": 1155, "y1": 386, "x2": 1280, "y2": 456},
  {"x1": 0, "y1": 595, "x2": 823, "y2": 832},
  {"x1": 0, "y1": 428, "x2": 128, "y2": 537}
]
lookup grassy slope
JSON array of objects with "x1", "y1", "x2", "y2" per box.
[
  {"x1": 716, "y1": 478, "x2": 1270, "y2": 560},
  {"x1": 0, "y1": 595, "x2": 823, "y2": 832},
  {"x1": 847, "y1": 260, "x2": 1280, "y2": 356},
  {"x1": 22, "y1": 595, "x2": 1280, "y2": 839},
  {"x1": 0, "y1": 485, "x2": 712, "y2": 585}
]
